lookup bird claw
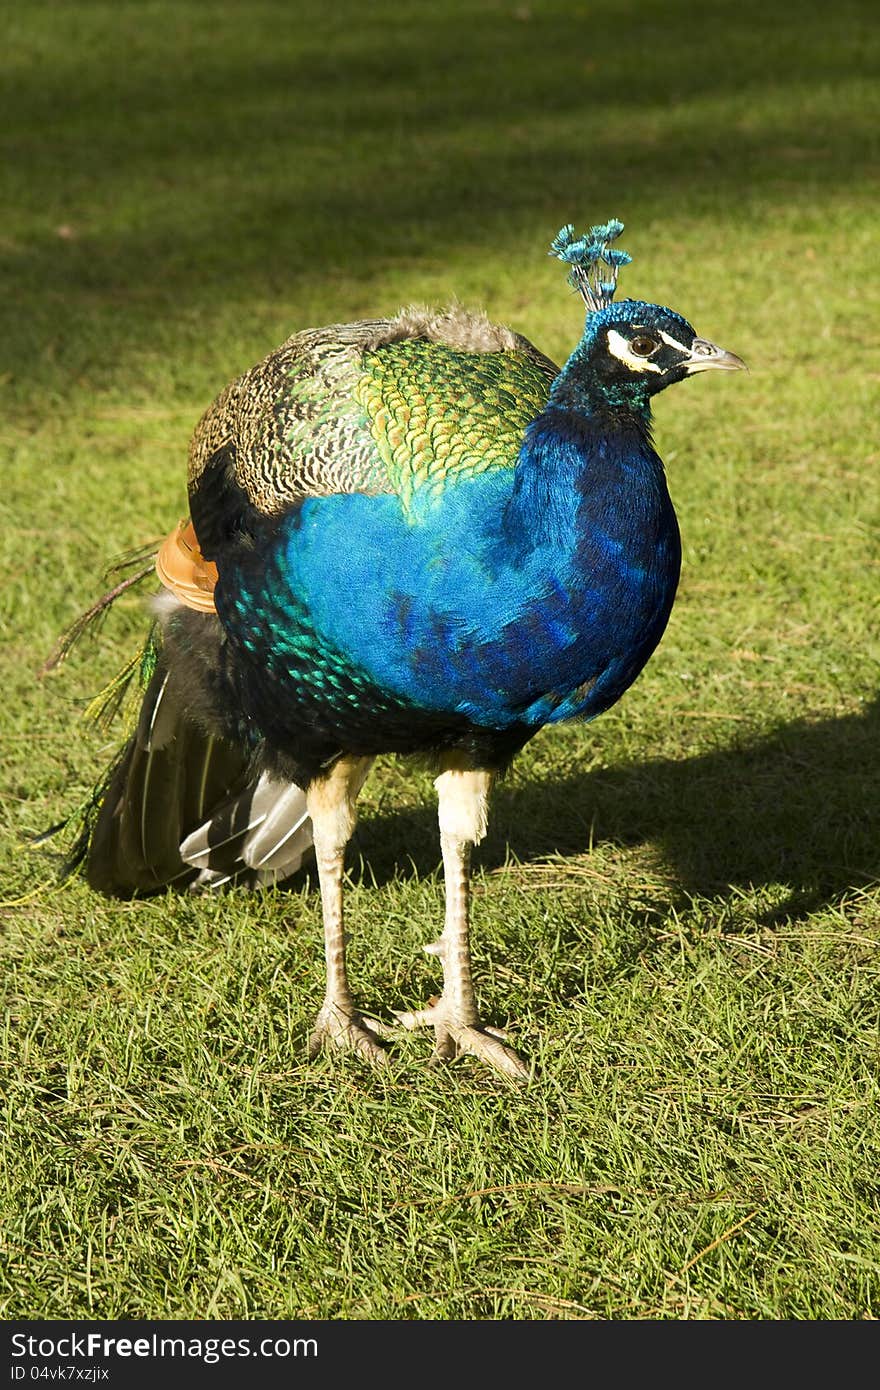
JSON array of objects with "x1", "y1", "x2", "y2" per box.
[
  {"x1": 308, "y1": 1002, "x2": 389, "y2": 1066},
  {"x1": 394, "y1": 1003, "x2": 530, "y2": 1082},
  {"x1": 393, "y1": 1005, "x2": 439, "y2": 1030},
  {"x1": 307, "y1": 999, "x2": 528, "y2": 1079},
  {"x1": 442, "y1": 1025, "x2": 531, "y2": 1082},
  {"x1": 359, "y1": 1014, "x2": 398, "y2": 1041}
]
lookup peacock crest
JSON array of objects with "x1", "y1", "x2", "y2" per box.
[{"x1": 549, "y1": 218, "x2": 632, "y2": 313}]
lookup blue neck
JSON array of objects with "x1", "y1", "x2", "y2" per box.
[
  {"x1": 503, "y1": 398, "x2": 661, "y2": 554},
  {"x1": 544, "y1": 337, "x2": 656, "y2": 417}
]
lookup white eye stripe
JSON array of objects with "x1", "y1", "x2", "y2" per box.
[
  {"x1": 606, "y1": 328, "x2": 662, "y2": 373},
  {"x1": 658, "y1": 329, "x2": 689, "y2": 352}
]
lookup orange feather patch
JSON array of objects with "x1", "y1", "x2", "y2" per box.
[{"x1": 155, "y1": 520, "x2": 218, "y2": 613}]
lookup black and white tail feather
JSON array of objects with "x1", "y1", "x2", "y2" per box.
[
  {"x1": 179, "y1": 770, "x2": 312, "y2": 890},
  {"x1": 57, "y1": 588, "x2": 314, "y2": 897}
]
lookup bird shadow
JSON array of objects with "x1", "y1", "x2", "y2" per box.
[{"x1": 342, "y1": 697, "x2": 880, "y2": 930}]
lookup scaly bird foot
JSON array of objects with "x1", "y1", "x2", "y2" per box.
[
  {"x1": 308, "y1": 1001, "x2": 389, "y2": 1066},
  {"x1": 395, "y1": 1000, "x2": 530, "y2": 1082}
]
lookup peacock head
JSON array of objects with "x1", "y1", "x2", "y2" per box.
[{"x1": 549, "y1": 220, "x2": 746, "y2": 411}]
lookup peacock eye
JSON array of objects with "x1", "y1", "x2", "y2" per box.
[{"x1": 630, "y1": 334, "x2": 658, "y2": 357}]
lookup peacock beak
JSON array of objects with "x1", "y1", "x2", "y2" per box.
[{"x1": 685, "y1": 338, "x2": 748, "y2": 374}]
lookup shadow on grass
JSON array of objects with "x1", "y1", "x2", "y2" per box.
[
  {"x1": 350, "y1": 697, "x2": 880, "y2": 927},
  {"x1": 5, "y1": 0, "x2": 877, "y2": 396}
]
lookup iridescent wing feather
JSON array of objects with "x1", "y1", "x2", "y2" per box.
[{"x1": 187, "y1": 306, "x2": 559, "y2": 516}]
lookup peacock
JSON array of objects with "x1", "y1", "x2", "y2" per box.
[{"x1": 57, "y1": 219, "x2": 745, "y2": 1080}]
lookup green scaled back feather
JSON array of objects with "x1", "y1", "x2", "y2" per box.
[
  {"x1": 356, "y1": 339, "x2": 555, "y2": 512},
  {"x1": 186, "y1": 309, "x2": 560, "y2": 521}
]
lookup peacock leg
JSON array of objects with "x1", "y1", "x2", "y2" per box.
[
  {"x1": 396, "y1": 756, "x2": 530, "y2": 1081},
  {"x1": 305, "y1": 755, "x2": 385, "y2": 1064}
]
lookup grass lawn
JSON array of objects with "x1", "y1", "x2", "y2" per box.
[{"x1": 2, "y1": 0, "x2": 879, "y2": 1320}]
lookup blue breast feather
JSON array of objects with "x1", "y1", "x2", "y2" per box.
[{"x1": 221, "y1": 413, "x2": 681, "y2": 731}]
